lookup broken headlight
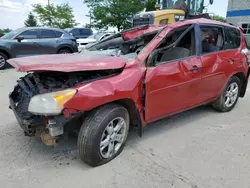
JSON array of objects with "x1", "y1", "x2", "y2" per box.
[{"x1": 28, "y1": 89, "x2": 77, "y2": 115}]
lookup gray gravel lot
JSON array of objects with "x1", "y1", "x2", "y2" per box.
[{"x1": 1, "y1": 69, "x2": 250, "y2": 188}]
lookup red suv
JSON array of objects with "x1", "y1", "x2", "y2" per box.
[{"x1": 8, "y1": 18, "x2": 250, "y2": 167}]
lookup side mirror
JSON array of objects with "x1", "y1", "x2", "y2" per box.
[
  {"x1": 209, "y1": 0, "x2": 213, "y2": 5},
  {"x1": 16, "y1": 36, "x2": 24, "y2": 42}
]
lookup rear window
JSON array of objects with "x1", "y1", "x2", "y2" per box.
[{"x1": 224, "y1": 27, "x2": 241, "y2": 50}]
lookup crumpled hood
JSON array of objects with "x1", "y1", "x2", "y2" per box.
[{"x1": 8, "y1": 53, "x2": 128, "y2": 72}]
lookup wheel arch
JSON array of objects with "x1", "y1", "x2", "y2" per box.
[
  {"x1": 82, "y1": 98, "x2": 144, "y2": 136},
  {"x1": 233, "y1": 71, "x2": 250, "y2": 98},
  {"x1": 0, "y1": 48, "x2": 11, "y2": 59},
  {"x1": 57, "y1": 45, "x2": 73, "y2": 53}
]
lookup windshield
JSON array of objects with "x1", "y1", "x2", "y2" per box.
[
  {"x1": 1, "y1": 28, "x2": 23, "y2": 39},
  {"x1": 81, "y1": 26, "x2": 162, "y2": 60},
  {"x1": 87, "y1": 33, "x2": 105, "y2": 41},
  {"x1": 162, "y1": 0, "x2": 203, "y2": 14}
]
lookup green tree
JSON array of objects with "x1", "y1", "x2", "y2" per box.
[
  {"x1": 211, "y1": 15, "x2": 226, "y2": 23},
  {"x1": 84, "y1": 0, "x2": 144, "y2": 31},
  {"x1": 145, "y1": 0, "x2": 157, "y2": 11},
  {"x1": 0, "y1": 29, "x2": 12, "y2": 37},
  {"x1": 33, "y1": 3, "x2": 78, "y2": 29},
  {"x1": 24, "y1": 12, "x2": 38, "y2": 27}
]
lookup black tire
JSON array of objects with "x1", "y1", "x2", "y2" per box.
[
  {"x1": 0, "y1": 52, "x2": 8, "y2": 70},
  {"x1": 212, "y1": 76, "x2": 241, "y2": 112},
  {"x1": 58, "y1": 48, "x2": 71, "y2": 54},
  {"x1": 77, "y1": 104, "x2": 130, "y2": 167}
]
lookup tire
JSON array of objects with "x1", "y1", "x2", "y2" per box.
[
  {"x1": 0, "y1": 52, "x2": 8, "y2": 70},
  {"x1": 58, "y1": 48, "x2": 71, "y2": 54},
  {"x1": 77, "y1": 104, "x2": 130, "y2": 167},
  {"x1": 212, "y1": 76, "x2": 241, "y2": 112}
]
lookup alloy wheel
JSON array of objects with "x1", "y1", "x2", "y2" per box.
[
  {"x1": 0, "y1": 55, "x2": 6, "y2": 68},
  {"x1": 100, "y1": 117, "x2": 127, "y2": 159},
  {"x1": 225, "y1": 82, "x2": 239, "y2": 108}
]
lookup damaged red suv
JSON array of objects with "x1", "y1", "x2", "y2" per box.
[{"x1": 8, "y1": 18, "x2": 250, "y2": 166}]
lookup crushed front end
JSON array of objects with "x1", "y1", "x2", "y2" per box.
[
  {"x1": 9, "y1": 70, "x2": 121, "y2": 146},
  {"x1": 9, "y1": 73, "x2": 73, "y2": 146}
]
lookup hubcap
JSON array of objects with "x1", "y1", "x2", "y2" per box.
[
  {"x1": 225, "y1": 82, "x2": 239, "y2": 107},
  {"x1": 100, "y1": 117, "x2": 127, "y2": 159},
  {"x1": 0, "y1": 55, "x2": 6, "y2": 67}
]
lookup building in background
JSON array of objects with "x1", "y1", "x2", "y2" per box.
[{"x1": 226, "y1": 0, "x2": 250, "y2": 45}]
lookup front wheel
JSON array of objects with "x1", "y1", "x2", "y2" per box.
[
  {"x1": 0, "y1": 52, "x2": 8, "y2": 70},
  {"x1": 77, "y1": 104, "x2": 130, "y2": 167},
  {"x1": 212, "y1": 76, "x2": 241, "y2": 112},
  {"x1": 58, "y1": 49, "x2": 71, "y2": 54}
]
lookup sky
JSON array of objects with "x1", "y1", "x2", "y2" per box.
[{"x1": 0, "y1": 0, "x2": 229, "y2": 29}]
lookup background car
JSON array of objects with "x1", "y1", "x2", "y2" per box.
[
  {"x1": 77, "y1": 32, "x2": 113, "y2": 51},
  {"x1": 0, "y1": 27, "x2": 78, "y2": 70},
  {"x1": 65, "y1": 28, "x2": 93, "y2": 39}
]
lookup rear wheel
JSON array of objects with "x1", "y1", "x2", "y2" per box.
[
  {"x1": 58, "y1": 49, "x2": 71, "y2": 54},
  {"x1": 77, "y1": 104, "x2": 129, "y2": 167},
  {"x1": 212, "y1": 76, "x2": 241, "y2": 112},
  {"x1": 0, "y1": 52, "x2": 8, "y2": 70}
]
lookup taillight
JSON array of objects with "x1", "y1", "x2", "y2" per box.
[{"x1": 242, "y1": 48, "x2": 250, "y2": 65}]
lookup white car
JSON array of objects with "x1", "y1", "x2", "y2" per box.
[{"x1": 77, "y1": 33, "x2": 113, "y2": 51}]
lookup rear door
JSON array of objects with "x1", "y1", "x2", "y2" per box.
[
  {"x1": 144, "y1": 25, "x2": 203, "y2": 122},
  {"x1": 37, "y1": 29, "x2": 62, "y2": 54},
  {"x1": 11, "y1": 29, "x2": 40, "y2": 57},
  {"x1": 199, "y1": 25, "x2": 242, "y2": 101}
]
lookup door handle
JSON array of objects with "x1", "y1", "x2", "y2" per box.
[{"x1": 190, "y1": 65, "x2": 201, "y2": 71}]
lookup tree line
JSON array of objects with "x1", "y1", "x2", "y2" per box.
[{"x1": 0, "y1": 0, "x2": 226, "y2": 37}]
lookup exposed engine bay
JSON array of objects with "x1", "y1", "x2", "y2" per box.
[{"x1": 9, "y1": 68, "x2": 124, "y2": 145}]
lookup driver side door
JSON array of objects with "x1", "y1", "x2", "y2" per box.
[
  {"x1": 145, "y1": 25, "x2": 204, "y2": 122},
  {"x1": 11, "y1": 29, "x2": 40, "y2": 58}
]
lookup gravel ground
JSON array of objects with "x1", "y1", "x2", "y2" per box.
[{"x1": 1, "y1": 68, "x2": 250, "y2": 188}]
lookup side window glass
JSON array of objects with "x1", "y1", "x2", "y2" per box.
[
  {"x1": 200, "y1": 26, "x2": 224, "y2": 54},
  {"x1": 55, "y1": 31, "x2": 63, "y2": 38},
  {"x1": 159, "y1": 19, "x2": 168, "y2": 25},
  {"x1": 80, "y1": 29, "x2": 92, "y2": 36},
  {"x1": 71, "y1": 29, "x2": 80, "y2": 36},
  {"x1": 241, "y1": 23, "x2": 250, "y2": 34},
  {"x1": 224, "y1": 27, "x2": 241, "y2": 50},
  {"x1": 149, "y1": 25, "x2": 196, "y2": 65},
  {"x1": 18, "y1": 30, "x2": 38, "y2": 39},
  {"x1": 40, "y1": 30, "x2": 56, "y2": 38}
]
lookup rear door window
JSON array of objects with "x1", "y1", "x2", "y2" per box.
[
  {"x1": 200, "y1": 26, "x2": 224, "y2": 54},
  {"x1": 224, "y1": 27, "x2": 241, "y2": 50},
  {"x1": 55, "y1": 31, "x2": 63, "y2": 38},
  {"x1": 40, "y1": 30, "x2": 56, "y2": 38}
]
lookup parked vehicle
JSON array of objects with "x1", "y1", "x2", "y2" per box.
[
  {"x1": 8, "y1": 18, "x2": 250, "y2": 167},
  {"x1": 77, "y1": 32, "x2": 113, "y2": 51},
  {"x1": 0, "y1": 27, "x2": 78, "y2": 70},
  {"x1": 132, "y1": 0, "x2": 214, "y2": 26},
  {"x1": 65, "y1": 28, "x2": 93, "y2": 39}
]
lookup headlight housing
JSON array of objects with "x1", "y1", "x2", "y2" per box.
[{"x1": 28, "y1": 89, "x2": 77, "y2": 115}]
